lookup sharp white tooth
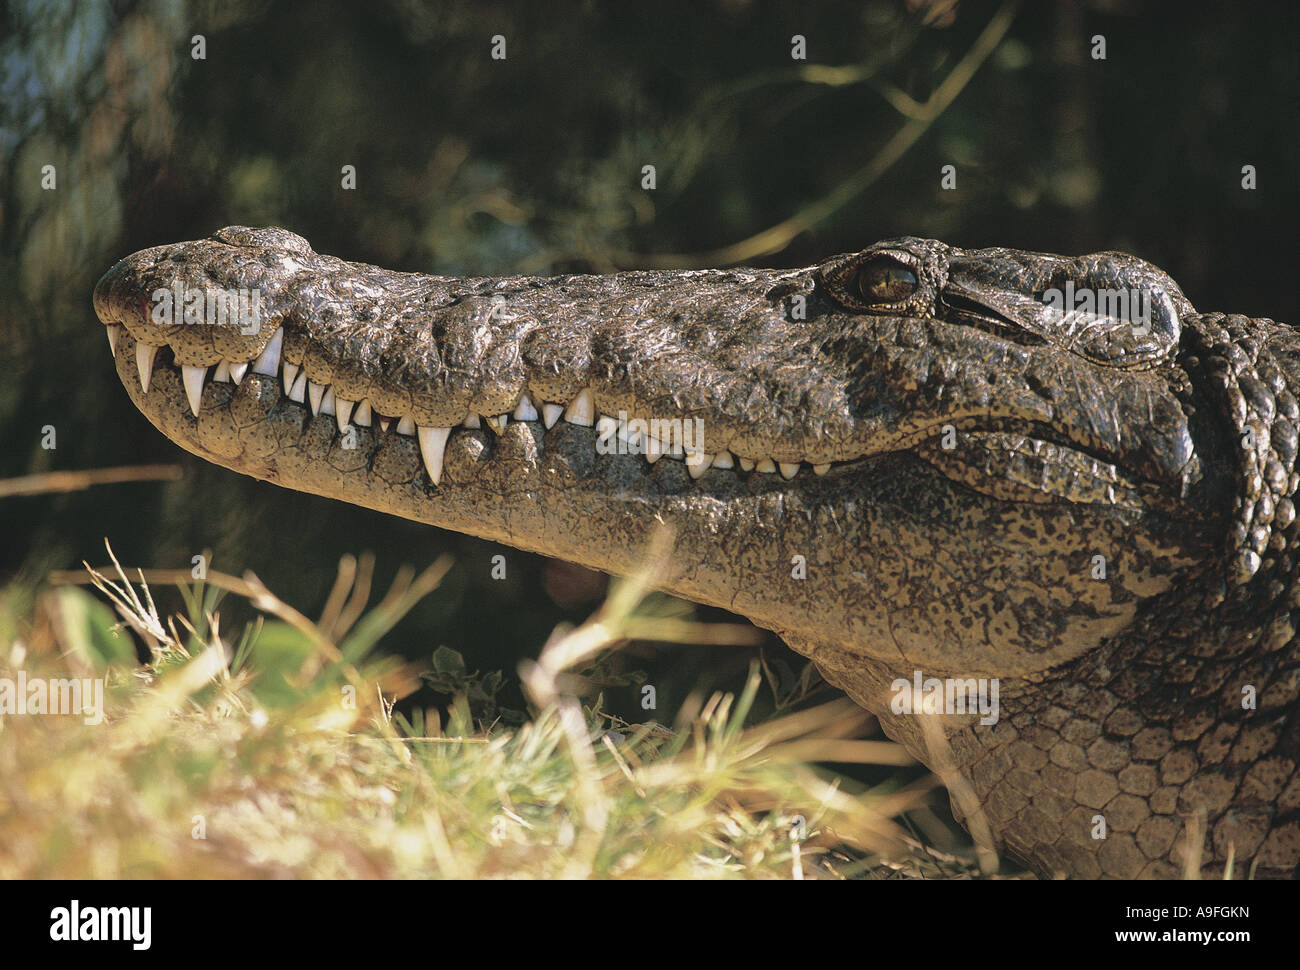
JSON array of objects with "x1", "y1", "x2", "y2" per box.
[
  {"x1": 288, "y1": 370, "x2": 308, "y2": 403},
  {"x1": 136, "y1": 342, "x2": 159, "y2": 392},
  {"x1": 463, "y1": 414, "x2": 481, "y2": 429},
  {"x1": 308, "y1": 380, "x2": 325, "y2": 415},
  {"x1": 778, "y1": 461, "x2": 800, "y2": 480},
  {"x1": 756, "y1": 459, "x2": 777, "y2": 474},
  {"x1": 228, "y1": 361, "x2": 249, "y2": 385},
  {"x1": 417, "y1": 425, "x2": 452, "y2": 486},
  {"x1": 106, "y1": 325, "x2": 120, "y2": 356},
  {"x1": 396, "y1": 415, "x2": 415, "y2": 436},
  {"x1": 336, "y1": 397, "x2": 355, "y2": 433},
  {"x1": 542, "y1": 403, "x2": 564, "y2": 429},
  {"x1": 181, "y1": 364, "x2": 208, "y2": 416},
  {"x1": 212, "y1": 360, "x2": 232, "y2": 383},
  {"x1": 687, "y1": 453, "x2": 712, "y2": 479},
  {"x1": 565, "y1": 388, "x2": 595, "y2": 426},
  {"x1": 486, "y1": 413, "x2": 508, "y2": 434},
  {"x1": 711, "y1": 450, "x2": 734, "y2": 470},
  {"x1": 513, "y1": 395, "x2": 538, "y2": 421},
  {"x1": 738, "y1": 457, "x2": 756, "y2": 472},
  {"x1": 251, "y1": 326, "x2": 284, "y2": 376},
  {"x1": 379, "y1": 416, "x2": 391, "y2": 432},
  {"x1": 645, "y1": 435, "x2": 663, "y2": 464},
  {"x1": 813, "y1": 463, "x2": 831, "y2": 476},
  {"x1": 282, "y1": 362, "x2": 300, "y2": 394},
  {"x1": 320, "y1": 385, "x2": 336, "y2": 417},
  {"x1": 353, "y1": 399, "x2": 372, "y2": 426}
]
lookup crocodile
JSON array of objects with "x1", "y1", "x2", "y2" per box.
[{"x1": 92, "y1": 226, "x2": 1300, "y2": 879}]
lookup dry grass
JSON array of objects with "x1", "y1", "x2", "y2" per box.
[{"x1": 0, "y1": 537, "x2": 987, "y2": 879}]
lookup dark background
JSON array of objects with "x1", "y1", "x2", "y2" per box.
[{"x1": 1, "y1": 0, "x2": 1297, "y2": 719}]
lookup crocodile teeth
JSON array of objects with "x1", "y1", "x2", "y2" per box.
[
  {"x1": 288, "y1": 370, "x2": 308, "y2": 403},
  {"x1": 645, "y1": 436, "x2": 663, "y2": 464},
  {"x1": 282, "y1": 362, "x2": 300, "y2": 394},
  {"x1": 463, "y1": 414, "x2": 481, "y2": 429},
  {"x1": 136, "y1": 342, "x2": 159, "y2": 392},
  {"x1": 308, "y1": 380, "x2": 325, "y2": 415},
  {"x1": 738, "y1": 457, "x2": 756, "y2": 472},
  {"x1": 485, "y1": 414, "x2": 508, "y2": 434},
  {"x1": 212, "y1": 360, "x2": 232, "y2": 383},
  {"x1": 542, "y1": 403, "x2": 564, "y2": 429},
  {"x1": 778, "y1": 462, "x2": 800, "y2": 480},
  {"x1": 182, "y1": 364, "x2": 208, "y2": 417},
  {"x1": 228, "y1": 361, "x2": 249, "y2": 385},
  {"x1": 379, "y1": 416, "x2": 391, "y2": 432},
  {"x1": 417, "y1": 426, "x2": 452, "y2": 486},
  {"x1": 106, "y1": 325, "x2": 120, "y2": 356},
  {"x1": 513, "y1": 395, "x2": 538, "y2": 422},
  {"x1": 320, "y1": 385, "x2": 336, "y2": 417},
  {"x1": 712, "y1": 450, "x2": 734, "y2": 470},
  {"x1": 565, "y1": 388, "x2": 595, "y2": 426},
  {"x1": 756, "y1": 459, "x2": 777, "y2": 474},
  {"x1": 251, "y1": 326, "x2": 284, "y2": 377},
  {"x1": 336, "y1": 397, "x2": 355, "y2": 433},
  {"x1": 396, "y1": 415, "x2": 415, "y2": 436},
  {"x1": 353, "y1": 399, "x2": 372, "y2": 427},
  {"x1": 687, "y1": 453, "x2": 712, "y2": 479},
  {"x1": 813, "y1": 463, "x2": 830, "y2": 476}
]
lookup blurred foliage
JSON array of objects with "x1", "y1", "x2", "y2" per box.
[
  {"x1": 421, "y1": 644, "x2": 527, "y2": 725},
  {"x1": 0, "y1": 0, "x2": 1297, "y2": 723},
  {"x1": 0, "y1": 544, "x2": 971, "y2": 879}
]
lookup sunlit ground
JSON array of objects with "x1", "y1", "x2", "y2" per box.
[{"x1": 0, "y1": 539, "x2": 990, "y2": 879}]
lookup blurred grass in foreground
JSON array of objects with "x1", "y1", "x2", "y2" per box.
[{"x1": 0, "y1": 537, "x2": 985, "y2": 879}]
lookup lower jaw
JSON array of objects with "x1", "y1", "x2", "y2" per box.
[
  {"x1": 109, "y1": 323, "x2": 869, "y2": 489},
  {"x1": 109, "y1": 333, "x2": 858, "y2": 539},
  {"x1": 111, "y1": 341, "x2": 889, "y2": 643}
]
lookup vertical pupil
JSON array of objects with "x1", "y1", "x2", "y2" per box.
[{"x1": 859, "y1": 261, "x2": 916, "y2": 302}]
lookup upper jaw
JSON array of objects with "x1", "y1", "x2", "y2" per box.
[
  {"x1": 97, "y1": 314, "x2": 866, "y2": 493},
  {"x1": 91, "y1": 227, "x2": 877, "y2": 477},
  {"x1": 93, "y1": 227, "x2": 1200, "y2": 502}
]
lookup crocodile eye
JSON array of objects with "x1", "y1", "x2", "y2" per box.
[{"x1": 857, "y1": 259, "x2": 917, "y2": 304}]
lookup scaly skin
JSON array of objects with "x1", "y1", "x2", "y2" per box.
[{"x1": 93, "y1": 227, "x2": 1300, "y2": 878}]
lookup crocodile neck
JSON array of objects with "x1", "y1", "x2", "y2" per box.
[{"x1": 93, "y1": 227, "x2": 1300, "y2": 878}]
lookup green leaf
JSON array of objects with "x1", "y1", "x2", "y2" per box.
[
  {"x1": 432, "y1": 645, "x2": 466, "y2": 674},
  {"x1": 245, "y1": 621, "x2": 318, "y2": 707},
  {"x1": 50, "y1": 586, "x2": 136, "y2": 670}
]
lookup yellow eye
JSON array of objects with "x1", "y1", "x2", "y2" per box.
[{"x1": 858, "y1": 259, "x2": 917, "y2": 304}]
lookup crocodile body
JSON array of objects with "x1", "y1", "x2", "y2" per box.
[{"x1": 93, "y1": 227, "x2": 1300, "y2": 878}]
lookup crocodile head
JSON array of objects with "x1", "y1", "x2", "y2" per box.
[
  {"x1": 91, "y1": 227, "x2": 1228, "y2": 676},
  {"x1": 93, "y1": 227, "x2": 1300, "y2": 877}
]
